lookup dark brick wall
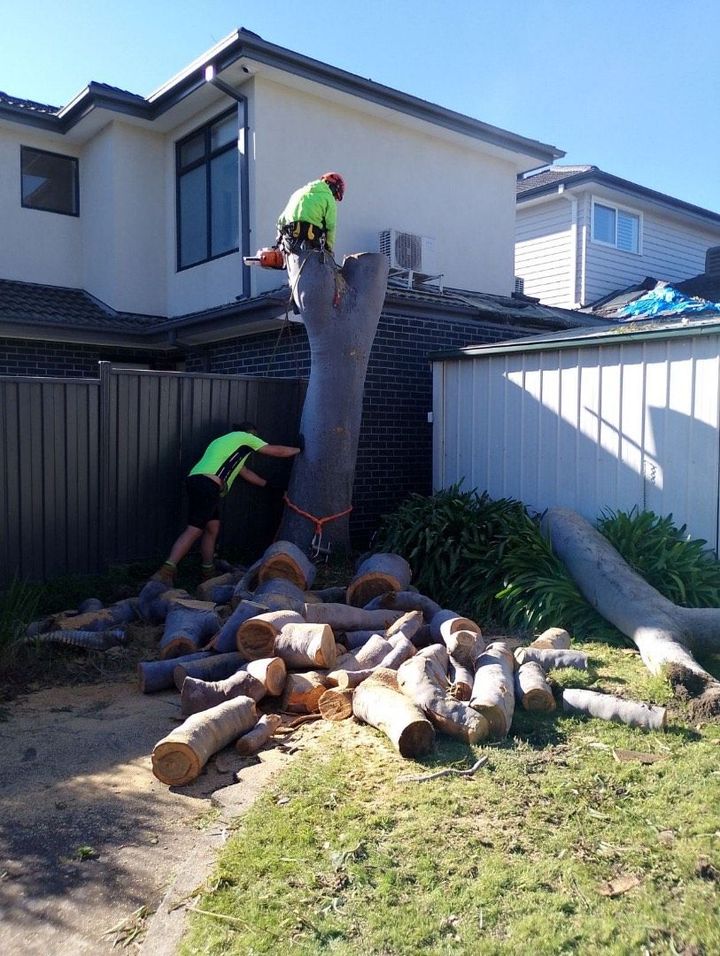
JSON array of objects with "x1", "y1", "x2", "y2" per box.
[
  {"x1": 186, "y1": 311, "x2": 528, "y2": 547},
  {"x1": 0, "y1": 338, "x2": 167, "y2": 377}
]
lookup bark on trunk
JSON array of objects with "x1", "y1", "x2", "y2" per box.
[
  {"x1": 515, "y1": 662, "x2": 557, "y2": 712},
  {"x1": 470, "y1": 641, "x2": 516, "y2": 738},
  {"x1": 352, "y1": 668, "x2": 435, "y2": 757},
  {"x1": 397, "y1": 655, "x2": 489, "y2": 744},
  {"x1": 304, "y1": 603, "x2": 403, "y2": 632},
  {"x1": 235, "y1": 713, "x2": 283, "y2": 755},
  {"x1": 159, "y1": 605, "x2": 221, "y2": 659},
  {"x1": 172, "y1": 652, "x2": 245, "y2": 691},
  {"x1": 138, "y1": 651, "x2": 212, "y2": 694},
  {"x1": 180, "y1": 669, "x2": 266, "y2": 716},
  {"x1": 542, "y1": 506, "x2": 720, "y2": 717},
  {"x1": 252, "y1": 578, "x2": 307, "y2": 614},
  {"x1": 346, "y1": 554, "x2": 412, "y2": 607},
  {"x1": 151, "y1": 696, "x2": 257, "y2": 786},
  {"x1": 246, "y1": 657, "x2": 287, "y2": 696},
  {"x1": 514, "y1": 647, "x2": 588, "y2": 671},
  {"x1": 236, "y1": 610, "x2": 304, "y2": 660},
  {"x1": 273, "y1": 623, "x2": 337, "y2": 669},
  {"x1": 275, "y1": 252, "x2": 390, "y2": 553},
  {"x1": 561, "y1": 688, "x2": 666, "y2": 730}
]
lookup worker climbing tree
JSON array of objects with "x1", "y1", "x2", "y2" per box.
[{"x1": 276, "y1": 172, "x2": 345, "y2": 255}]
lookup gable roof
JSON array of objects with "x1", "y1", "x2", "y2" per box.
[
  {"x1": 0, "y1": 29, "x2": 562, "y2": 164},
  {"x1": 517, "y1": 164, "x2": 720, "y2": 225}
]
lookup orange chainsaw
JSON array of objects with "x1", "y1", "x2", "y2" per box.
[{"x1": 243, "y1": 247, "x2": 285, "y2": 269}]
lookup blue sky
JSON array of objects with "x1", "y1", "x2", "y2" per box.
[{"x1": 3, "y1": 0, "x2": 719, "y2": 213}]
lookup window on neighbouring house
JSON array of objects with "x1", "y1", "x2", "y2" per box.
[
  {"x1": 21, "y1": 146, "x2": 79, "y2": 215},
  {"x1": 592, "y1": 201, "x2": 640, "y2": 253},
  {"x1": 176, "y1": 109, "x2": 239, "y2": 270}
]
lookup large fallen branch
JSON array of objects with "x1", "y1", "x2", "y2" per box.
[
  {"x1": 543, "y1": 507, "x2": 720, "y2": 717},
  {"x1": 352, "y1": 668, "x2": 435, "y2": 757}
]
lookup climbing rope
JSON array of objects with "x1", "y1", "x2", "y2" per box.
[{"x1": 282, "y1": 493, "x2": 353, "y2": 559}]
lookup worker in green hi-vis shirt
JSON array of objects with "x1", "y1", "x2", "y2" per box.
[{"x1": 152, "y1": 421, "x2": 301, "y2": 584}]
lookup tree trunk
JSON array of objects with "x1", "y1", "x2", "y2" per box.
[
  {"x1": 346, "y1": 554, "x2": 412, "y2": 607},
  {"x1": 531, "y1": 627, "x2": 572, "y2": 650},
  {"x1": 470, "y1": 641, "x2": 516, "y2": 739},
  {"x1": 172, "y1": 652, "x2": 245, "y2": 690},
  {"x1": 429, "y1": 610, "x2": 482, "y2": 643},
  {"x1": 397, "y1": 655, "x2": 489, "y2": 744},
  {"x1": 275, "y1": 252, "x2": 390, "y2": 553},
  {"x1": 542, "y1": 506, "x2": 720, "y2": 717},
  {"x1": 138, "y1": 651, "x2": 212, "y2": 693},
  {"x1": 386, "y1": 611, "x2": 424, "y2": 644},
  {"x1": 236, "y1": 610, "x2": 304, "y2": 660},
  {"x1": 318, "y1": 687, "x2": 355, "y2": 721},
  {"x1": 180, "y1": 669, "x2": 266, "y2": 717},
  {"x1": 210, "y1": 600, "x2": 268, "y2": 654},
  {"x1": 246, "y1": 657, "x2": 287, "y2": 696},
  {"x1": 514, "y1": 647, "x2": 588, "y2": 671},
  {"x1": 252, "y1": 578, "x2": 307, "y2": 614},
  {"x1": 151, "y1": 696, "x2": 257, "y2": 786},
  {"x1": 257, "y1": 541, "x2": 317, "y2": 590},
  {"x1": 235, "y1": 714, "x2": 283, "y2": 755},
  {"x1": 515, "y1": 662, "x2": 556, "y2": 712},
  {"x1": 273, "y1": 623, "x2": 337, "y2": 669},
  {"x1": 352, "y1": 668, "x2": 435, "y2": 758},
  {"x1": 561, "y1": 688, "x2": 666, "y2": 730},
  {"x1": 304, "y1": 603, "x2": 403, "y2": 632},
  {"x1": 363, "y1": 591, "x2": 442, "y2": 621},
  {"x1": 159, "y1": 605, "x2": 220, "y2": 659}
]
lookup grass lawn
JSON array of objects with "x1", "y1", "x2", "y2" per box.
[{"x1": 182, "y1": 643, "x2": 720, "y2": 955}]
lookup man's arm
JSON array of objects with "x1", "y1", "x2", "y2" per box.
[
  {"x1": 258, "y1": 444, "x2": 301, "y2": 458},
  {"x1": 239, "y1": 466, "x2": 269, "y2": 487}
]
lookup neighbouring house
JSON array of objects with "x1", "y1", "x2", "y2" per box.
[
  {"x1": 1, "y1": 28, "x2": 600, "y2": 546},
  {"x1": 515, "y1": 165, "x2": 720, "y2": 310}
]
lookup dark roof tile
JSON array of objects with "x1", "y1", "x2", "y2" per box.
[
  {"x1": 0, "y1": 279, "x2": 160, "y2": 330},
  {"x1": 0, "y1": 90, "x2": 59, "y2": 115}
]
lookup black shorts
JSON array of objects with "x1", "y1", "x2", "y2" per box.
[{"x1": 186, "y1": 475, "x2": 221, "y2": 529}]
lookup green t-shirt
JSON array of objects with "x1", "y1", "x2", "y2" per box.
[
  {"x1": 189, "y1": 431, "x2": 267, "y2": 494},
  {"x1": 277, "y1": 179, "x2": 337, "y2": 251}
]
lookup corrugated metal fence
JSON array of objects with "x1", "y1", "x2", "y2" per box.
[{"x1": 0, "y1": 364, "x2": 305, "y2": 585}]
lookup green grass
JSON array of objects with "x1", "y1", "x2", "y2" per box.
[{"x1": 182, "y1": 645, "x2": 720, "y2": 955}]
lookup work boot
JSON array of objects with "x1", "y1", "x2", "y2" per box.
[{"x1": 151, "y1": 563, "x2": 176, "y2": 586}]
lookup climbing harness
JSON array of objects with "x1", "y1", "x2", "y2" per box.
[{"x1": 282, "y1": 493, "x2": 353, "y2": 560}]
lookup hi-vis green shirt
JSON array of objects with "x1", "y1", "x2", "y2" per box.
[
  {"x1": 189, "y1": 431, "x2": 267, "y2": 495},
  {"x1": 277, "y1": 179, "x2": 337, "y2": 251}
]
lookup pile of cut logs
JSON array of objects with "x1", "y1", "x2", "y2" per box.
[{"x1": 26, "y1": 541, "x2": 667, "y2": 787}]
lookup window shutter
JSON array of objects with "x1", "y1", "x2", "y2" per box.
[{"x1": 617, "y1": 211, "x2": 639, "y2": 253}]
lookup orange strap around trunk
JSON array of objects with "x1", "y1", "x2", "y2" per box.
[{"x1": 282, "y1": 494, "x2": 352, "y2": 536}]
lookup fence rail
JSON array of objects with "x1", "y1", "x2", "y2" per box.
[{"x1": 0, "y1": 364, "x2": 305, "y2": 585}]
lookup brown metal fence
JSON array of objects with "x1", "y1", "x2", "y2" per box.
[{"x1": 0, "y1": 363, "x2": 305, "y2": 585}]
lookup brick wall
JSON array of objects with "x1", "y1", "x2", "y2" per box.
[
  {"x1": 186, "y1": 310, "x2": 529, "y2": 547},
  {"x1": 0, "y1": 338, "x2": 164, "y2": 377}
]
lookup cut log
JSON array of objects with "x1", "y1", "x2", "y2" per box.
[
  {"x1": 25, "y1": 628, "x2": 126, "y2": 651},
  {"x1": 281, "y1": 670, "x2": 329, "y2": 714},
  {"x1": 209, "y1": 600, "x2": 268, "y2": 654},
  {"x1": 138, "y1": 651, "x2": 212, "y2": 694},
  {"x1": 442, "y1": 628, "x2": 485, "y2": 670},
  {"x1": 386, "y1": 611, "x2": 424, "y2": 645},
  {"x1": 515, "y1": 661, "x2": 557, "y2": 712},
  {"x1": 429, "y1": 609, "x2": 482, "y2": 643},
  {"x1": 159, "y1": 604, "x2": 221, "y2": 660},
  {"x1": 180, "y1": 669, "x2": 266, "y2": 716},
  {"x1": 307, "y1": 586, "x2": 347, "y2": 604},
  {"x1": 346, "y1": 553, "x2": 412, "y2": 607},
  {"x1": 543, "y1": 506, "x2": 720, "y2": 717},
  {"x1": 274, "y1": 623, "x2": 337, "y2": 669},
  {"x1": 343, "y1": 629, "x2": 379, "y2": 650},
  {"x1": 246, "y1": 657, "x2": 287, "y2": 696},
  {"x1": 172, "y1": 652, "x2": 245, "y2": 690},
  {"x1": 364, "y1": 590, "x2": 442, "y2": 621},
  {"x1": 531, "y1": 627, "x2": 572, "y2": 650},
  {"x1": 379, "y1": 635, "x2": 416, "y2": 670},
  {"x1": 331, "y1": 636, "x2": 416, "y2": 690},
  {"x1": 448, "y1": 658, "x2": 474, "y2": 701},
  {"x1": 397, "y1": 655, "x2": 488, "y2": 744},
  {"x1": 151, "y1": 695, "x2": 257, "y2": 786},
  {"x1": 230, "y1": 559, "x2": 264, "y2": 608},
  {"x1": 235, "y1": 714, "x2": 283, "y2": 755},
  {"x1": 304, "y1": 603, "x2": 403, "y2": 632},
  {"x1": 333, "y1": 635, "x2": 393, "y2": 674},
  {"x1": 318, "y1": 687, "x2": 355, "y2": 721},
  {"x1": 196, "y1": 570, "x2": 243, "y2": 602},
  {"x1": 561, "y1": 688, "x2": 666, "y2": 730},
  {"x1": 138, "y1": 582, "x2": 191, "y2": 623},
  {"x1": 236, "y1": 610, "x2": 304, "y2": 660},
  {"x1": 51, "y1": 599, "x2": 137, "y2": 632},
  {"x1": 416, "y1": 643, "x2": 450, "y2": 686},
  {"x1": 253, "y1": 577, "x2": 307, "y2": 613},
  {"x1": 514, "y1": 647, "x2": 588, "y2": 671},
  {"x1": 257, "y1": 540, "x2": 317, "y2": 590},
  {"x1": 352, "y1": 668, "x2": 435, "y2": 758},
  {"x1": 470, "y1": 641, "x2": 516, "y2": 739}
]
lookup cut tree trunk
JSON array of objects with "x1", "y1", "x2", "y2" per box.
[
  {"x1": 151, "y1": 696, "x2": 257, "y2": 786},
  {"x1": 196, "y1": 570, "x2": 243, "y2": 603},
  {"x1": 330, "y1": 636, "x2": 416, "y2": 689},
  {"x1": 318, "y1": 687, "x2": 355, "y2": 721},
  {"x1": 386, "y1": 611, "x2": 424, "y2": 644},
  {"x1": 448, "y1": 658, "x2": 474, "y2": 701},
  {"x1": 210, "y1": 600, "x2": 268, "y2": 654},
  {"x1": 172, "y1": 652, "x2": 245, "y2": 690},
  {"x1": 531, "y1": 627, "x2": 572, "y2": 650},
  {"x1": 442, "y1": 628, "x2": 485, "y2": 670},
  {"x1": 515, "y1": 661, "x2": 556, "y2": 712},
  {"x1": 236, "y1": 610, "x2": 304, "y2": 660},
  {"x1": 470, "y1": 641, "x2": 516, "y2": 738},
  {"x1": 51, "y1": 599, "x2": 137, "y2": 632},
  {"x1": 235, "y1": 714, "x2": 283, "y2": 755},
  {"x1": 514, "y1": 647, "x2": 588, "y2": 671},
  {"x1": 138, "y1": 651, "x2": 212, "y2": 693},
  {"x1": 275, "y1": 252, "x2": 390, "y2": 553},
  {"x1": 397, "y1": 655, "x2": 488, "y2": 744},
  {"x1": 281, "y1": 671, "x2": 329, "y2": 713},
  {"x1": 246, "y1": 657, "x2": 287, "y2": 696},
  {"x1": 304, "y1": 603, "x2": 403, "y2": 632},
  {"x1": 159, "y1": 604, "x2": 220, "y2": 659},
  {"x1": 180, "y1": 669, "x2": 266, "y2": 716},
  {"x1": 346, "y1": 553, "x2": 412, "y2": 607},
  {"x1": 542, "y1": 506, "x2": 720, "y2": 718},
  {"x1": 273, "y1": 622, "x2": 337, "y2": 669},
  {"x1": 364, "y1": 591, "x2": 442, "y2": 621},
  {"x1": 561, "y1": 687, "x2": 666, "y2": 730},
  {"x1": 257, "y1": 541, "x2": 317, "y2": 591},
  {"x1": 252, "y1": 578, "x2": 307, "y2": 614},
  {"x1": 137, "y1": 582, "x2": 191, "y2": 623},
  {"x1": 429, "y1": 610, "x2": 482, "y2": 643},
  {"x1": 352, "y1": 668, "x2": 435, "y2": 758}
]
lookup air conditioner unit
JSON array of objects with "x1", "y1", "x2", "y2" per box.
[{"x1": 379, "y1": 229, "x2": 438, "y2": 275}]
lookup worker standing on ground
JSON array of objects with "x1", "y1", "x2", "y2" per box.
[
  {"x1": 152, "y1": 422, "x2": 301, "y2": 584},
  {"x1": 276, "y1": 172, "x2": 345, "y2": 255}
]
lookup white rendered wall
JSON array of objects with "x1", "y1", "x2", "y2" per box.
[
  {"x1": 433, "y1": 332, "x2": 720, "y2": 550},
  {"x1": 0, "y1": 126, "x2": 82, "y2": 287}
]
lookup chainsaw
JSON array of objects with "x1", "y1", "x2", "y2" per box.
[{"x1": 243, "y1": 247, "x2": 285, "y2": 269}]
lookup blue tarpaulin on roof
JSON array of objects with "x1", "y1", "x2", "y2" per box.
[{"x1": 618, "y1": 285, "x2": 720, "y2": 320}]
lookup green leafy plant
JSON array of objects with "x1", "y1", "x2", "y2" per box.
[
  {"x1": 0, "y1": 578, "x2": 40, "y2": 667},
  {"x1": 598, "y1": 508, "x2": 720, "y2": 607}
]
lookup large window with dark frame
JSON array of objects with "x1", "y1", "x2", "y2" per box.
[
  {"x1": 21, "y1": 146, "x2": 79, "y2": 216},
  {"x1": 176, "y1": 108, "x2": 239, "y2": 270}
]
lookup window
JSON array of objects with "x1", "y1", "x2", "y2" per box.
[
  {"x1": 21, "y1": 146, "x2": 79, "y2": 215},
  {"x1": 592, "y1": 201, "x2": 640, "y2": 253},
  {"x1": 176, "y1": 109, "x2": 239, "y2": 270}
]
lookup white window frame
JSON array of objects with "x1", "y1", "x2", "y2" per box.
[{"x1": 590, "y1": 197, "x2": 642, "y2": 255}]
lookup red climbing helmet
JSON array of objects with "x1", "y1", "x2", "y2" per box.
[{"x1": 322, "y1": 171, "x2": 345, "y2": 202}]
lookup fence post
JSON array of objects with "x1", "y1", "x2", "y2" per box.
[{"x1": 98, "y1": 361, "x2": 113, "y2": 573}]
